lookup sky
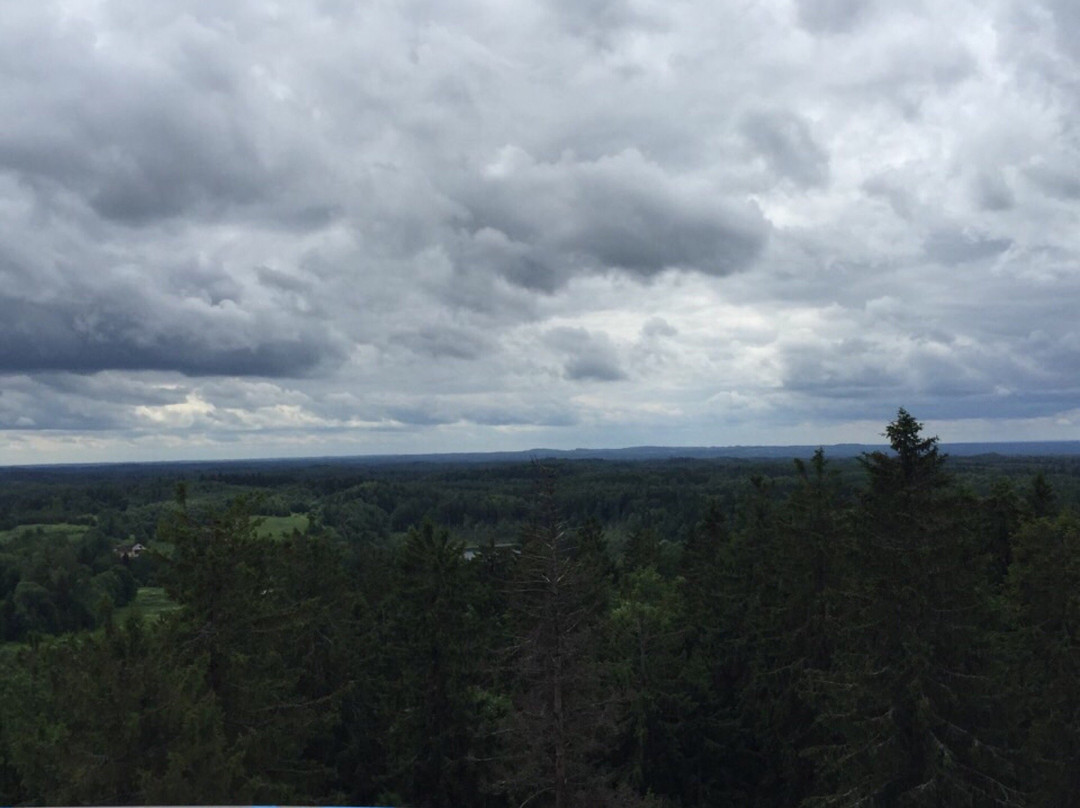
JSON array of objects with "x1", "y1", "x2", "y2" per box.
[{"x1": 1, "y1": 0, "x2": 1079, "y2": 465}]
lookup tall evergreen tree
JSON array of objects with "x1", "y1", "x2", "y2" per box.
[
  {"x1": 0, "y1": 617, "x2": 241, "y2": 805},
  {"x1": 382, "y1": 521, "x2": 490, "y2": 807},
  {"x1": 610, "y1": 559, "x2": 683, "y2": 798},
  {"x1": 1006, "y1": 512, "x2": 1080, "y2": 805},
  {"x1": 977, "y1": 478, "x2": 1022, "y2": 587},
  {"x1": 159, "y1": 496, "x2": 352, "y2": 802},
  {"x1": 675, "y1": 494, "x2": 763, "y2": 805},
  {"x1": 809, "y1": 410, "x2": 1021, "y2": 806},
  {"x1": 1025, "y1": 471, "x2": 1058, "y2": 520},
  {"x1": 500, "y1": 469, "x2": 621, "y2": 808},
  {"x1": 733, "y1": 449, "x2": 845, "y2": 806}
]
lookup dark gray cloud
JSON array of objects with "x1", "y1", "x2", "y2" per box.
[
  {"x1": 0, "y1": 375, "x2": 140, "y2": 431},
  {"x1": 923, "y1": 229, "x2": 1013, "y2": 264},
  {"x1": 3, "y1": 65, "x2": 272, "y2": 227},
  {"x1": 0, "y1": 6, "x2": 349, "y2": 232},
  {"x1": 795, "y1": 0, "x2": 877, "y2": 34},
  {"x1": 641, "y1": 317, "x2": 677, "y2": 339},
  {"x1": 1025, "y1": 162, "x2": 1080, "y2": 201},
  {"x1": 0, "y1": 295, "x2": 341, "y2": 377},
  {"x1": 779, "y1": 339, "x2": 902, "y2": 399},
  {"x1": 546, "y1": 327, "x2": 627, "y2": 382},
  {"x1": 564, "y1": 356, "x2": 627, "y2": 382},
  {"x1": 1042, "y1": 0, "x2": 1080, "y2": 64},
  {"x1": 741, "y1": 111, "x2": 830, "y2": 188},
  {"x1": 862, "y1": 174, "x2": 916, "y2": 219},
  {"x1": 256, "y1": 266, "x2": 315, "y2": 295},
  {"x1": 547, "y1": 0, "x2": 660, "y2": 41},
  {"x1": 774, "y1": 293, "x2": 1080, "y2": 422},
  {"x1": 972, "y1": 171, "x2": 1015, "y2": 211},
  {"x1": 387, "y1": 399, "x2": 579, "y2": 428},
  {"x1": 454, "y1": 148, "x2": 769, "y2": 290},
  {"x1": 33, "y1": 373, "x2": 189, "y2": 407},
  {"x1": 391, "y1": 325, "x2": 494, "y2": 360}
]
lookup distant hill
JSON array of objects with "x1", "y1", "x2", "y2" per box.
[
  {"x1": 938, "y1": 441, "x2": 1080, "y2": 457},
  {"x1": 335, "y1": 440, "x2": 1080, "y2": 465},
  {"x1": 4, "y1": 441, "x2": 1080, "y2": 474}
]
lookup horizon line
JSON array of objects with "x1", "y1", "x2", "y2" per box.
[{"x1": 3, "y1": 438, "x2": 1080, "y2": 472}]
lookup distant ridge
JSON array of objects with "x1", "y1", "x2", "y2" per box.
[
  {"x1": 335, "y1": 440, "x2": 1080, "y2": 464},
  {"x1": 939, "y1": 441, "x2": 1080, "y2": 457},
  {"x1": 4, "y1": 441, "x2": 1079, "y2": 472}
]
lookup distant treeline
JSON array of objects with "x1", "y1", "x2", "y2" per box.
[{"x1": 1, "y1": 411, "x2": 1079, "y2": 805}]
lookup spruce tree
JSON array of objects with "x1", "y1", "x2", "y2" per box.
[
  {"x1": 1006, "y1": 512, "x2": 1080, "y2": 805},
  {"x1": 382, "y1": 521, "x2": 489, "y2": 807},
  {"x1": 809, "y1": 410, "x2": 1021, "y2": 806},
  {"x1": 500, "y1": 469, "x2": 620, "y2": 808},
  {"x1": 159, "y1": 496, "x2": 352, "y2": 802},
  {"x1": 676, "y1": 493, "x2": 765, "y2": 805},
  {"x1": 736, "y1": 449, "x2": 845, "y2": 806}
]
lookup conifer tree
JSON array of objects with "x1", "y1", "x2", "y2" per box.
[
  {"x1": 1025, "y1": 471, "x2": 1058, "y2": 520},
  {"x1": 1006, "y1": 512, "x2": 1080, "y2": 805},
  {"x1": 382, "y1": 521, "x2": 489, "y2": 807},
  {"x1": 676, "y1": 494, "x2": 762, "y2": 805},
  {"x1": 0, "y1": 617, "x2": 241, "y2": 804},
  {"x1": 501, "y1": 469, "x2": 620, "y2": 808},
  {"x1": 736, "y1": 449, "x2": 845, "y2": 806},
  {"x1": 610, "y1": 553, "x2": 683, "y2": 797},
  {"x1": 808, "y1": 410, "x2": 1021, "y2": 806},
  {"x1": 159, "y1": 496, "x2": 352, "y2": 801}
]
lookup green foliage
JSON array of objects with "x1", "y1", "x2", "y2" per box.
[
  {"x1": 157, "y1": 496, "x2": 357, "y2": 801},
  {"x1": 254, "y1": 512, "x2": 311, "y2": 539},
  {"x1": 809, "y1": 410, "x2": 1020, "y2": 806},
  {"x1": 500, "y1": 470, "x2": 623, "y2": 807},
  {"x1": 0, "y1": 514, "x2": 149, "y2": 642},
  {"x1": 610, "y1": 566, "x2": 683, "y2": 796},
  {"x1": 380, "y1": 521, "x2": 492, "y2": 807},
  {"x1": 112, "y1": 585, "x2": 180, "y2": 625},
  {"x1": 729, "y1": 449, "x2": 846, "y2": 806},
  {"x1": 0, "y1": 618, "x2": 242, "y2": 804},
  {"x1": 1026, "y1": 471, "x2": 1058, "y2": 519},
  {"x1": 4, "y1": 422, "x2": 1080, "y2": 805},
  {"x1": 1006, "y1": 512, "x2": 1080, "y2": 805}
]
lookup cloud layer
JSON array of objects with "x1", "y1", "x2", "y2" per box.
[{"x1": 2, "y1": 0, "x2": 1079, "y2": 463}]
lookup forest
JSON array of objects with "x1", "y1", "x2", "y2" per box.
[{"x1": 1, "y1": 409, "x2": 1080, "y2": 806}]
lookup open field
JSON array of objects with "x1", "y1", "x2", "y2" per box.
[
  {"x1": 115, "y1": 587, "x2": 180, "y2": 624},
  {"x1": 254, "y1": 513, "x2": 309, "y2": 539},
  {"x1": 0, "y1": 522, "x2": 91, "y2": 544}
]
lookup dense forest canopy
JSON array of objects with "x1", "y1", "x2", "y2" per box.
[{"x1": 2, "y1": 411, "x2": 1080, "y2": 805}]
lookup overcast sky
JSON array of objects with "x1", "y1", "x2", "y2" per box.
[{"x1": 1, "y1": 0, "x2": 1078, "y2": 464}]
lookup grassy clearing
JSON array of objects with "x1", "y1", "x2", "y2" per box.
[
  {"x1": 0, "y1": 523, "x2": 91, "y2": 544},
  {"x1": 254, "y1": 513, "x2": 309, "y2": 540},
  {"x1": 115, "y1": 587, "x2": 180, "y2": 624}
]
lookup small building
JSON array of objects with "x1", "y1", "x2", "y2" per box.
[{"x1": 115, "y1": 542, "x2": 147, "y2": 560}]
